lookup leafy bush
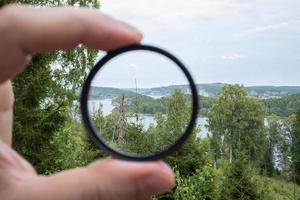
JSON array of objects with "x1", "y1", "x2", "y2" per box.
[
  {"x1": 37, "y1": 119, "x2": 102, "y2": 174},
  {"x1": 173, "y1": 166, "x2": 219, "y2": 200}
]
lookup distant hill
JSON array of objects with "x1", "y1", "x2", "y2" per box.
[
  {"x1": 90, "y1": 84, "x2": 300, "y2": 100},
  {"x1": 89, "y1": 86, "x2": 136, "y2": 100},
  {"x1": 247, "y1": 86, "x2": 300, "y2": 99},
  {"x1": 123, "y1": 83, "x2": 300, "y2": 99},
  {"x1": 89, "y1": 86, "x2": 153, "y2": 101},
  {"x1": 124, "y1": 85, "x2": 191, "y2": 97}
]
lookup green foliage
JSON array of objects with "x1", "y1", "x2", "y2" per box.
[
  {"x1": 263, "y1": 115, "x2": 294, "y2": 178},
  {"x1": 91, "y1": 107, "x2": 154, "y2": 155},
  {"x1": 166, "y1": 90, "x2": 191, "y2": 135},
  {"x1": 123, "y1": 123, "x2": 156, "y2": 154},
  {"x1": 263, "y1": 93, "x2": 300, "y2": 117},
  {"x1": 292, "y1": 106, "x2": 300, "y2": 184},
  {"x1": 208, "y1": 84, "x2": 267, "y2": 167},
  {"x1": 220, "y1": 153, "x2": 270, "y2": 200},
  {"x1": 167, "y1": 136, "x2": 209, "y2": 176},
  {"x1": 90, "y1": 89, "x2": 192, "y2": 156},
  {"x1": 173, "y1": 167, "x2": 219, "y2": 200},
  {"x1": 199, "y1": 96, "x2": 213, "y2": 116},
  {"x1": 160, "y1": 90, "x2": 207, "y2": 176},
  {"x1": 264, "y1": 114, "x2": 281, "y2": 176},
  {"x1": 13, "y1": 54, "x2": 69, "y2": 168},
  {"x1": 37, "y1": 119, "x2": 101, "y2": 174},
  {"x1": 117, "y1": 93, "x2": 213, "y2": 117},
  {"x1": 261, "y1": 177, "x2": 300, "y2": 200},
  {"x1": 134, "y1": 97, "x2": 168, "y2": 114},
  {"x1": 153, "y1": 138, "x2": 218, "y2": 200},
  {"x1": 116, "y1": 94, "x2": 168, "y2": 115}
]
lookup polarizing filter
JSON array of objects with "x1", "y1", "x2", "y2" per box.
[{"x1": 81, "y1": 44, "x2": 199, "y2": 161}]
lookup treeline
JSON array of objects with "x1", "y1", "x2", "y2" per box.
[
  {"x1": 200, "y1": 93, "x2": 300, "y2": 118},
  {"x1": 117, "y1": 94, "x2": 213, "y2": 116},
  {"x1": 263, "y1": 93, "x2": 300, "y2": 117},
  {"x1": 113, "y1": 94, "x2": 168, "y2": 115},
  {"x1": 122, "y1": 91, "x2": 300, "y2": 118}
]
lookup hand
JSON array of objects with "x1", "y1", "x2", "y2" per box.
[{"x1": 0, "y1": 5, "x2": 175, "y2": 200}]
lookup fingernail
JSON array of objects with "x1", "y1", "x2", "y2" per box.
[
  {"x1": 115, "y1": 20, "x2": 143, "y2": 40},
  {"x1": 101, "y1": 13, "x2": 143, "y2": 39},
  {"x1": 119, "y1": 20, "x2": 141, "y2": 33},
  {"x1": 157, "y1": 161, "x2": 172, "y2": 173},
  {"x1": 139, "y1": 175, "x2": 171, "y2": 197},
  {"x1": 138, "y1": 162, "x2": 175, "y2": 197}
]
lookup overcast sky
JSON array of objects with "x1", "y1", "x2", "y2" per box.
[{"x1": 97, "y1": 0, "x2": 300, "y2": 87}]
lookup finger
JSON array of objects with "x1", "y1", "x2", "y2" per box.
[
  {"x1": 0, "y1": 5, "x2": 142, "y2": 83},
  {"x1": 0, "y1": 140, "x2": 36, "y2": 174},
  {"x1": 0, "y1": 81, "x2": 13, "y2": 146},
  {"x1": 25, "y1": 159, "x2": 175, "y2": 200}
]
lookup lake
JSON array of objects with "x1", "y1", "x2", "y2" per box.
[{"x1": 88, "y1": 99, "x2": 209, "y2": 138}]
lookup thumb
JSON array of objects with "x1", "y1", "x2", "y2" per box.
[{"x1": 26, "y1": 158, "x2": 175, "y2": 200}]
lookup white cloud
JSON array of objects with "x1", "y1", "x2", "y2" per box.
[
  {"x1": 235, "y1": 20, "x2": 299, "y2": 39},
  {"x1": 221, "y1": 53, "x2": 245, "y2": 60},
  {"x1": 129, "y1": 64, "x2": 137, "y2": 68}
]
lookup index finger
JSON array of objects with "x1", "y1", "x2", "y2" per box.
[{"x1": 0, "y1": 5, "x2": 142, "y2": 83}]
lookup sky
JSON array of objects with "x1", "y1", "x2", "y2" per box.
[
  {"x1": 96, "y1": 0, "x2": 300, "y2": 87},
  {"x1": 91, "y1": 51, "x2": 190, "y2": 88}
]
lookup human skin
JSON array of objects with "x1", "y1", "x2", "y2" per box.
[{"x1": 0, "y1": 5, "x2": 175, "y2": 200}]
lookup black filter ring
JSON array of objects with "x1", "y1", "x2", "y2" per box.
[{"x1": 80, "y1": 44, "x2": 199, "y2": 161}]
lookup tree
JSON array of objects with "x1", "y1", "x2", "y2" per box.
[
  {"x1": 220, "y1": 151, "x2": 267, "y2": 200},
  {"x1": 121, "y1": 123, "x2": 152, "y2": 154},
  {"x1": 12, "y1": 54, "x2": 79, "y2": 170},
  {"x1": 279, "y1": 114, "x2": 295, "y2": 180},
  {"x1": 208, "y1": 84, "x2": 266, "y2": 167},
  {"x1": 264, "y1": 114, "x2": 281, "y2": 176},
  {"x1": 173, "y1": 166, "x2": 218, "y2": 200},
  {"x1": 162, "y1": 89, "x2": 207, "y2": 176},
  {"x1": 166, "y1": 90, "x2": 190, "y2": 135},
  {"x1": 37, "y1": 119, "x2": 100, "y2": 174},
  {"x1": 264, "y1": 114, "x2": 294, "y2": 179},
  {"x1": 292, "y1": 107, "x2": 300, "y2": 184}
]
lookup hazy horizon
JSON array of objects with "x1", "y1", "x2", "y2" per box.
[{"x1": 91, "y1": 82, "x2": 300, "y2": 89}]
